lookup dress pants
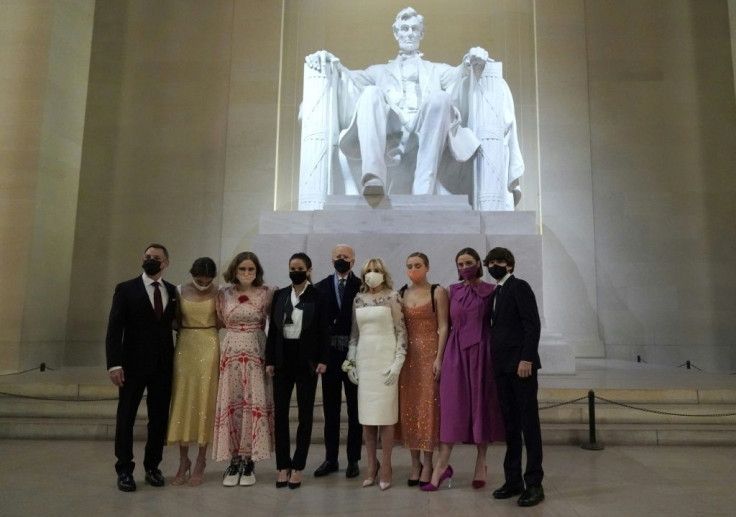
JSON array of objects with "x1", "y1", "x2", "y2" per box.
[
  {"x1": 353, "y1": 86, "x2": 453, "y2": 194},
  {"x1": 114, "y1": 360, "x2": 172, "y2": 475},
  {"x1": 495, "y1": 371, "x2": 544, "y2": 487},
  {"x1": 321, "y1": 343, "x2": 362, "y2": 464},
  {"x1": 273, "y1": 339, "x2": 319, "y2": 471}
]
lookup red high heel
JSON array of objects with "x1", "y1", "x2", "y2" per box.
[
  {"x1": 472, "y1": 466, "x2": 487, "y2": 489},
  {"x1": 420, "y1": 465, "x2": 453, "y2": 491}
]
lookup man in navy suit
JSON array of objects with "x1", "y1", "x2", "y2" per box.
[
  {"x1": 106, "y1": 244, "x2": 177, "y2": 492},
  {"x1": 485, "y1": 247, "x2": 544, "y2": 507},
  {"x1": 312, "y1": 245, "x2": 363, "y2": 479}
]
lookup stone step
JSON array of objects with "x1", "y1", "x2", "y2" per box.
[
  {"x1": 542, "y1": 423, "x2": 736, "y2": 446},
  {"x1": 2, "y1": 380, "x2": 735, "y2": 444},
  {"x1": 2, "y1": 393, "x2": 735, "y2": 424},
  {"x1": 3, "y1": 417, "x2": 735, "y2": 446}
]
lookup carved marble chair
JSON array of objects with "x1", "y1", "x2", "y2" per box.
[{"x1": 298, "y1": 61, "x2": 524, "y2": 211}]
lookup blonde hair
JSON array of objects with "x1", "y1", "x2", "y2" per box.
[{"x1": 359, "y1": 257, "x2": 393, "y2": 292}]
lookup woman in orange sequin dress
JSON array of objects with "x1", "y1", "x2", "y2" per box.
[{"x1": 398, "y1": 252, "x2": 449, "y2": 487}]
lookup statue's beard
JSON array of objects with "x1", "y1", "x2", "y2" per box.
[{"x1": 399, "y1": 40, "x2": 419, "y2": 53}]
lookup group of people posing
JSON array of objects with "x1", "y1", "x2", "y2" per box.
[{"x1": 106, "y1": 243, "x2": 545, "y2": 507}]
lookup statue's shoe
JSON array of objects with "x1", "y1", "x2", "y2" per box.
[{"x1": 362, "y1": 178, "x2": 384, "y2": 196}]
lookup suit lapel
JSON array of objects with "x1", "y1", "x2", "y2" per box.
[
  {"x1": 418, "y1": 59, "x2": 430, "y2": 100},
  {"x1": 496, "y1": 276, "x2": 514, "y2": 317},
  {"x1": 388, "y1": 58, "x2": 402, "y2": 89},
  {"x1": 135, "y1": 276, "x2": 157, "y2": 319},
  {"x1": 328, "y1": 274, "x2": 339, "y2": 311},
  {"x1": 273, "y1": 288, "x2": 287, "y2": 330},
  {"x1": 163, "y1": 280, "x2": 177, "y2": 318},
  {"x1": 347, "y1": 272, "x2": 360, "y2": 297},
  {"x1": 300, "y1": 285, "x2": 316, "y2": 331}
]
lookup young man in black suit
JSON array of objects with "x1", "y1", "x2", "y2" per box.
[
  {"x1": 485, "y1": 247, "x2": 544, "y2": 507},
  {"x1": 106, "y1": 244, "x2": 177, "y2": 492},
  {"x1": 312, "y1": 245, "x2": 363, "y2": 479}
]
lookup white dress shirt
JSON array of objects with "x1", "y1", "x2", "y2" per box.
[
  {"x1": 142, "y1": 273, "x2": 169, "y2": 310},
  {"x1": 283, "y1": 283, "x2": 309, "y2": 339}
]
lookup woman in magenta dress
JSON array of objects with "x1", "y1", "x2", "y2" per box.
[{"x1": 421, "y1": 247, "x2": 504, "y2": 491}]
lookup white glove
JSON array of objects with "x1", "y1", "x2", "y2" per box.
[
  {"x1": 343, "y1": 345, "x2": 358, "y2": 384},
  {"x1": 383, "y1": 363, "x2": 402, "y2": 386},
  {"x1": 347, "y1": 368, "x2": 359, "y2": 385}
]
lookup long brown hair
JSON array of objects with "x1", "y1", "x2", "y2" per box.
[{"x1": 223, "y1": 251, "x2": 264, "y2": 286}]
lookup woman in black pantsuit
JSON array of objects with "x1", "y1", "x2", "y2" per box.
[{"x1": 266, "y1": 252, "x2": 330, "y2": 489}]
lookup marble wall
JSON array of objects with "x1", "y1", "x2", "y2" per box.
[
  {"x1": 1, "y1": 1, "x2": 734, "y2": 372},
  {"x1": 585, "y1": 0, "x2": 736, "y2": 369},
  {"x1": 0, "y1": 0, "x2": 95, "y2": 371},
  {"x1": 64, "y1": 0, "x2": 238, "y2": 366},
  {"x1": 731, "y1": 0, "x2": 736, "y2": 95},
  {"x1": 536, "y1": 1, "x2": 603, "y2": 358},
  {"x1": 537, "y1": 0, "x2": 736, "y2": 369}
]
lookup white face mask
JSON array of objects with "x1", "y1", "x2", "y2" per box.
[
  {"x1": 192, "y1": 280, "x2": 212, "y2": 291},
  {"x1": 364, "y1": 272, "x2": 384, "y2": 288}
]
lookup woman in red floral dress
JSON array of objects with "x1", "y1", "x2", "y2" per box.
[{"x1": 213, "y1": 252, "x2": 276, "y2": 487}]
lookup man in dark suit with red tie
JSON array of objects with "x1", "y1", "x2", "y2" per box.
[
  {"x1": 106, "y1": 244, "x2": 177, "y2": 492},
  {"x1": 312, "y1": 245, "x2": 363, "y2": 479},
  {"x1": 485, "y1": 247, "x2": 544, "y2": 507}
]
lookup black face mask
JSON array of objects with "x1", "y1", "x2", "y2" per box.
[
  {"x1": 334, "y1": 258, "x2": 351, "y2": 274},
  {"x1": 142, "y1": 259, "x2": 162, "y2": 276},
  {"x1": 289, "y1": 270, "x2": 308, "y2": 285},
  {"x1": 488, "y1": 264, "x2": 508, "y2": 280}
]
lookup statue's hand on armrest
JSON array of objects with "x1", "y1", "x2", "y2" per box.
[
  {"x1": 512, "y1": 186, "x2": 522, "y2": 206},
  {"x1": 306, "y1": 50, "x2": 339, "y2": 72},
  {"x1": 463, "y1": 46, "x2": 490, "y2": 70}
]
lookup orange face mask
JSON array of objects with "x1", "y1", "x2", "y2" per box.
[{"x1": 407, "y1": 268, "x2": 426, "y2": 283}]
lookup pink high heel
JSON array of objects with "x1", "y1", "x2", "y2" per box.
[
  {"x1": 189, "y1": 458, "x2": 206, "y2": 486},
  {"x1": 420, "y1": 465, "x2": 453, "y2": 492},
  {"x1": 362, "y1": 461, "x2": 380, "y2": 488},
  {"x1": 172, "y1": 458, "x2": 191, "y2": 486}
]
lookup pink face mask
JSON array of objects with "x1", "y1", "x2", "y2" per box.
[{"x1": 458, "y1": 265, "x2": 478, "y2": 280}]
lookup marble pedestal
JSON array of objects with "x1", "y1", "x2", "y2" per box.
[{"x1": 253, "y1": 195, "x2": 575, "y2": 373}]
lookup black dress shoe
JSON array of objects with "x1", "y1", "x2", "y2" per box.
[
  {"x1": 492, "y1": 482, "x2": 524, "y2": 499},
  {"x1": 117, "y1": 473, "x2": 137, "y2": 492},
  {"x1": 517, "y1": 485, "x2": 545, "y2": 507},
  {"x1": 313, "y1": 460, "x2": 339, "y2": 477},
  {"x1": 144, "y1": 469, "x2": 165, "y2": 487},
  {"x1": 345, "y1": 462, "x2": 360, "y2": 479}
]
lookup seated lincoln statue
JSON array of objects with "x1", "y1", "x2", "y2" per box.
[{"x1": 299, "y1": 7, "x2": 524, "y2": 211}]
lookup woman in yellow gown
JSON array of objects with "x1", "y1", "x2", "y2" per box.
[{"x1": 167, "y1": 257, "x2": 220, "y2": 486}]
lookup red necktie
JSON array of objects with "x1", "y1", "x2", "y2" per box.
[{"x1": 152, "y1": 281, "x2": 163, "y2": 319}]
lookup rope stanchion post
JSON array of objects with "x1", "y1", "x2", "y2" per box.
[{"x1": 581, "y1": 389, "x2": 604, "y2": 451}]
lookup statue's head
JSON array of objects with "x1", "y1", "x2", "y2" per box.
[{"x1": 393, "y1": 7, "x2": 424, "y2": 53}]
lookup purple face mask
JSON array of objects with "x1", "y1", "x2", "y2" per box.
[{"x1": 458, "y1": 265, "x2": 478, "y2": 280}]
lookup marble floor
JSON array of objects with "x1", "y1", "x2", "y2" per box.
[{"x1": 1, "y1": 439, "x2": 734, "y2": 517}]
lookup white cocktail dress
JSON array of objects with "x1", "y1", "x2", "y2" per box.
[{"x1": 349, "y1": 290, "x2": 407, "y2": 426}]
